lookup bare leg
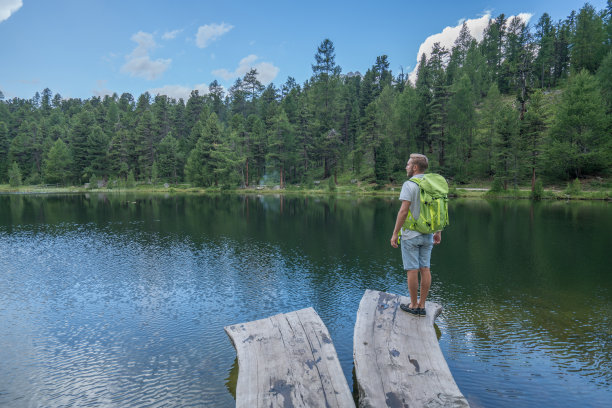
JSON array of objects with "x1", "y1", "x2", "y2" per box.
[
  {"x1": 418, "y1": 267, "x2": 431, "y2": 308},
  {"x1": 406, "y1": 269, "x2": 419, "y2": 308}
]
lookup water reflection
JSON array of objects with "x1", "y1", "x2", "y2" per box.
[{"x1": 0, "y1": 194, "x2": 610, "y2": 407}]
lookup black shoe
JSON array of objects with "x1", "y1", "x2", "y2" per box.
[
  {"x1": 400, "y1": 303, "x2": 419, "y2": 315},
  {"x1": 418, "y1": 307, "x2": 426, "y2": 317}
]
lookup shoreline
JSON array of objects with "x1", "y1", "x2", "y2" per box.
[{"x1": 0, "y1": 184, "x2": 609, "y2": 201}]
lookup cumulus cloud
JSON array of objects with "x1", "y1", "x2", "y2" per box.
[
  {"x1": 148, "y1": 83, "x2": 210, "y2": 100},
  {"x1": 408, "y1": 12, "x2": 532, "y2": 83},
  {"x1": 0, "y1": 0, "x2": 22, "y2": 23},
  {"x1": 121, "y1": 31, "x2": 171, "y2": 80},
  {"x1": 162, "y1": 29, "x2": 182, "y2": 40},
  {"x1": 213, "y1": 54, "x2": 280, "y2": 84},
  {"x1": 196, "y1": 23, "x2": 233, "y2": 48}
]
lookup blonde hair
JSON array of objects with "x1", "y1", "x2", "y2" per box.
[{"x1": 410, "y1": 153, "x2": 429, "y2": 172}]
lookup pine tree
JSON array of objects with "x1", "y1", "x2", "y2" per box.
[
  {"x1": 0, "y1": 122, "x2": 8, "y2": 182},
  {"x1": 9, "y1": 120, "x2": 43, "y2": 181},
  {"x1": 447, "y1": 74, "x2": 476, "y2": 180},
  {"x1": 534, "y1": 13, "x2": 556, "y2": 89},
  {"x1": 8, "y1": 162, "x2": 22, "y2": 187},
  {"x1": 69, "y1": 110, "x2": 95, "y2": 182},
  {"x1": 43, "y1": 138, "x2": 72, "y2": 184},
  {"x1": 520, "y1": 90, "x2": 548, "y2": 190},
  {"x1": 266, "y1": 109, "x2": 294, "y2": 187},
  {"x1": 571, "y1": 3, "x2": 607, "y2": 73},
  {"x1": 476, "y1": 84, "x2": 503, "y2": 178},
  {"x1": 86, "y1": 125, "x2": 109, "y2": 179},
  {"x1": 155, "y1": 133, "x2": 181, "y2": 184},
  {"x1": 493, "y1": 103, "x2": 520, "y2": 189},
  {"x1": 547, "y1": 70, "x2": 609, "y2": 178}
]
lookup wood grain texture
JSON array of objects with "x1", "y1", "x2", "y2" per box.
[
  {"x1": 353, "y1": 290, "x2": 469, "y2": 408},
  {"x1": 225, "y1": 307, "x2": 355, "y2": 408}
]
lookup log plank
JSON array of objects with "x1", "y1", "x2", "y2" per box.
[
  {"x1": 353, "y1": 290, "x2": 469, "y2": 408},
  {"x1": 225, "y1": 307, "x2": 355, "y2": 408}
]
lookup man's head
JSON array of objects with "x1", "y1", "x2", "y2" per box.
[{"x1": 406, "y1": 153, "x2": 428, "y2": 177}]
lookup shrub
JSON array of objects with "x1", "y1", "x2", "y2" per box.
[
  {"x1": 530, "y1": 180, "x2": 544, "y2": 201},
  {"x1": 489, "y1": 178, "x2": 504, "y2": 193},
  {"x1": 327, "y1": 177, "x2": 336, "y2": 191},
  {"x1": 565, "y1": 178, "x2": 582, "y2": 195}
]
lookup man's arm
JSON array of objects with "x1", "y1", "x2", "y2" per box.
[{"x1": 390, "y1": 200, "x2": 410, "y2": 248}]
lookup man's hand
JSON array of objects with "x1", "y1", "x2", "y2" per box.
[
  {"x1": 391, "y1": 233, "x2": 399, "y2": 248},
  {"x1": 433, "y1": 231, "x2": 442, "y2": 245}
]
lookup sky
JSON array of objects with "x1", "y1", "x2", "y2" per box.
[{"x1": 0, "y1": 0, "x2": 608, "y2": 101}]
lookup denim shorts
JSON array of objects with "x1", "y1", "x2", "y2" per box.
[{"x1": 401, "y1": 234, "x2": 434, "y2": 270}]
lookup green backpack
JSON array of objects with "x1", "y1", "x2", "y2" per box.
[{"x1": 403, "y1": 173, "x2": 450, "y2": 234}]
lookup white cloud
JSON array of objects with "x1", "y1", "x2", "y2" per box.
[
  {"x1": 195, "y1": 22, "x2": 233, "y2": 48},
  {"x1": 408, "y1": 12, "x2": 532, "y2": 84},
  {"x1": 0, "y1": 0, "x2": 22, "y2": 23},
  {"x1": 212, "y1": 54, "x2": 280, "y2": 84},
  {"x1": 148, "y1": 83, "x2": 209, "y2": 100},
  {"x1": 121, "y1": 31, "x2": 171, "y2": 80},
  {"x1": 93, "y1": 80, "x2": 113, "y2": 97},
  {"x1": 162, "y1": 29, "x2": 182, "y2": 40}
]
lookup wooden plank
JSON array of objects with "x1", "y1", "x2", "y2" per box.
[
  {"x1": 225, "y1": 307, "x2": 356, "y2": 408},
  {"x1": 353, "y1": 290, "x2": 469, "y2": 408}
]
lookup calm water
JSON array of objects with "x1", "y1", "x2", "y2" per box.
[{"x1": 0, "y1": 193, "x2": 610, "y2": 407}]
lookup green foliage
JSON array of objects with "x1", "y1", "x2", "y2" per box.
[
  {"x1": 565, "y1": 178, "x2": 583, "y2": 195},
  {"x1": 546, "y1": 70, "x2": 609, "y2": 179},
  {"x1": 0, "y1": 4, "x2": 610, "y2": 191},
  {"x1": 43, "y1": 138, "x2": 72, "y2": 185},
  {"x1": 8, "y1": 162, "x2": 22, "y2": 187},
  {"x1": 327, "y1": 176, "x2": 336, "y2": 191},
  {"x1": 126, "y1": 170, "x2": 136, "y2": 187},
  {"x1": 489, "y1": 177, "x2": 504, "y2": 192},
  {"x1": 530, "y1": 179, "x2": 544, "y2": 200}
]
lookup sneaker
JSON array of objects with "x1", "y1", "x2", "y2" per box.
[{"x1": 400, "y1": 303, "x2": 419, "y2": 315}]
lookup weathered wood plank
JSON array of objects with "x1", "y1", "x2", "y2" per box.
[
  {"x1": 225, "y1": 307, "x2": 356, "y2": 408},
  {"x1": 353, "y1": 290, "x2": 469, "y2": 408}
]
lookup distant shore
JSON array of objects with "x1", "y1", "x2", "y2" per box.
[{"x1": 1, "y1": 182, "x2": 609, "y2": 201}]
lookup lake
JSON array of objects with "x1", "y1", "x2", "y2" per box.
[{"x1": 0, "y1": 193, "x2": 610, "y2": 407}]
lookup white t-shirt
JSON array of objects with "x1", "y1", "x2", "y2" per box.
[{"x1": 399, "y1": 174, "x2": 424, "y2": 240}]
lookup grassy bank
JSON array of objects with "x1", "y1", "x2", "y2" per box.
[{"x1": 1, "y1": 180, "x2": 610, "y2": 201}]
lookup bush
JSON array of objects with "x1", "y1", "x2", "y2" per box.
[
  {"x1": 565, "y1": 178, "x2": 582, "y2": 195},
  {"x1": 489, "y1": 178, "x2": 504, "y2": 193},
  {"x1": 530, "y1": 180, "x2": 544, "y2": 201},
  {"x1": 327, "y1": 177, "x2": 336, "y2": 192}
]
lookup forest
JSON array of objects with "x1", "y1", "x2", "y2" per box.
[{"x1": 1, "y1": 2, "x2": 611, "y2": 190}]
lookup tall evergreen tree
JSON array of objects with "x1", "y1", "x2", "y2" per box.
[
  {"x1": 571, "y1": 3, "x2": 607, "y2": 73},
  {"x1": 546, "y1": 69, "x2": 610, "y2": 178},
  {"x1": 520, "y1": 90, "x2": 548, "y2": 190},
  {"x1": 43, "y1": 138, "x2": 72, "y2": 184},
  {"x1": 0, "y1": 122, "x2": 8, "y2": 182}
]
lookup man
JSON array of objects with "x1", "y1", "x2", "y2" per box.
[{"x1": 390, "y1": 153, "x2": 441, "y2": 316}]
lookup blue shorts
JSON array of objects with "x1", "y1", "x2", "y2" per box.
[{"x1": 401, "y1": 234, "x2": 434, "y2": 270}]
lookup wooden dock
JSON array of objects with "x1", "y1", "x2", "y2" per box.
[
  {"x1": 353, "y1": 289, "x2": 469, "y2": 408},
  {"x1": 224, "y1": 307, "x2": 355, "y2": 408}
]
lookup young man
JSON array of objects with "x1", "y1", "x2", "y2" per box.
[{"x1": 390, "y1": 153, "x2": 441, "y2": 316}]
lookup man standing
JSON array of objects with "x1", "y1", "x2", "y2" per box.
[{"x1": 390, "y1": 153, "x2": 441, "y2": 316}]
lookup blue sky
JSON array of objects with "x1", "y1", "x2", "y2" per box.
[{"x1": 0, "y1": 0, "x2": 608, "y2": 100}]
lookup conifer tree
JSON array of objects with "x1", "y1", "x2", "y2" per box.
[
  {"x1": 43, "y1": 138, "x2": 72, "y2": 184},
  {"x1": 547, "y1": 70, "x2": 609, "y2": 178}
]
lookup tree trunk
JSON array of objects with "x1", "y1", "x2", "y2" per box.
[{"x1": 245, "y1": 158, "x2": 249, "y2": 187}]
